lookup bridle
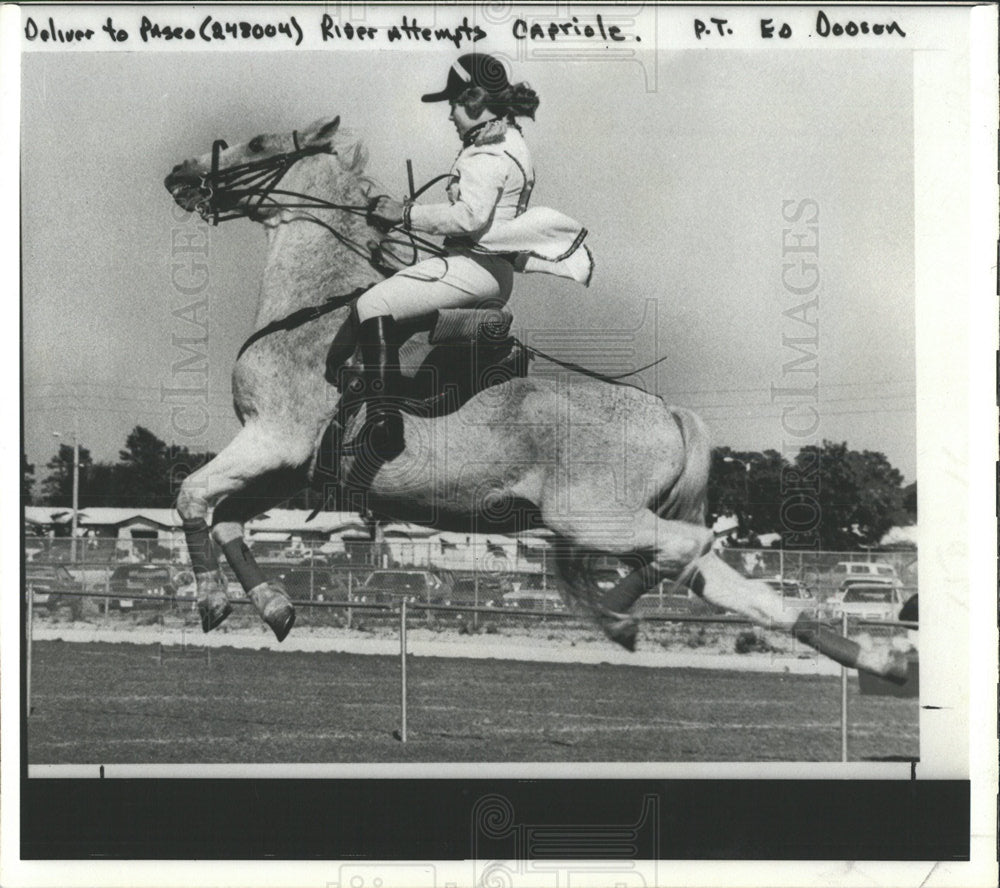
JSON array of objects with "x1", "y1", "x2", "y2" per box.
[
  {"x1": 195, "y1": 132, "x2": 447, "y2": 267},
  {"x1": 196, "y1": 133, "x2": 335, "y2": 225}
]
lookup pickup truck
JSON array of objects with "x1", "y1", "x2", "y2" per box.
[{"x1": 828, "y1": 561, "x2": 902, "y2": 592}]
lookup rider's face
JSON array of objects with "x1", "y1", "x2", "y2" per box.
[{"x1": 449, "y1": 101, "x2": 482, "y2": 139}]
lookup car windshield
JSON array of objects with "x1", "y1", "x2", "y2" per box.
[
  {"x1": 843, "y1": 588, "x2": 893, "y2": 603},
  {"x1": 365, "y1": 573, "x2": 425, "y2": 591}
]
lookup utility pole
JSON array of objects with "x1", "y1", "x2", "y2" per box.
[
  {"x1": 71, "y1": 411, "x2": 80, "y2": 564},
  {"x1": 53, "y1": 412, "x2": 80, "y2": 564}
]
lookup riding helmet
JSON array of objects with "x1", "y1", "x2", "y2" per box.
[{"x1": 421, "y1": 53, "x2": 510, "y2": 103}]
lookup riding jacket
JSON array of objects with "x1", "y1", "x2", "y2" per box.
[{"x1": 407, "y1": 119, "x2": 593, "y2": 285}]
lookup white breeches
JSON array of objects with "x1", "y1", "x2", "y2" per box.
[{"x1": 356, "y1": 250, "x2": 514, "y2": 323}]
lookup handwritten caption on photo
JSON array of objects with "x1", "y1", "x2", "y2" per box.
[{"x1": 22, "y1": 12, "x2": 644, "y2": 48}]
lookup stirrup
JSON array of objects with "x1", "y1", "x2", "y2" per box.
[{"x1": 362, "y1": 411, "x2": 404, "y2": 461}]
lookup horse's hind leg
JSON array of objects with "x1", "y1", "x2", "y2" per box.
[{"x1": 690, "y1": 556, "x2": 908, "y2": 680}]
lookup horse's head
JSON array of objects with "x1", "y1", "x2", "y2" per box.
[{"x1": 164, "y1": 116, "x2": 360, "y2": 223}]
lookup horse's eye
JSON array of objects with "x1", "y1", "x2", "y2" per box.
[{"x1": 248, "y1": 136, "x2": 264, "y2": 153}]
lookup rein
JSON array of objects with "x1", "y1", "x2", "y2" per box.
[
  {"x1": 198, "y1": 135, "x2": 446, "y2": 266},
  {"x1": 522, "y1": 346, "x2": 671, "y2": 389},
  {"x1": 211, "y1": 133, "x2": 671, "y2": 387},
  {"x1": 235, "y1": 286, "x2": 370, "y2": 362}
]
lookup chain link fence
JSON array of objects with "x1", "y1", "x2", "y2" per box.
[{"x1": 25, "y1": 535, "x2": 916, "y2": 658}]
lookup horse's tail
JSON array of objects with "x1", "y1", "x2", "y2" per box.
[
  {"x1": 553, "y1": 406, "x2": 712, "y2": 621},
  {"x1": 657, "y1": 406, "x2": 711, "y2": 525}
]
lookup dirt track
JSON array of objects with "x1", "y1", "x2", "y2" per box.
[{"x1": 31, "y1": 618, "x2": 843, "y2": 676}]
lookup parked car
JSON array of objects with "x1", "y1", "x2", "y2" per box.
[
  {"x1": 824, "y1": 583, "x2": 907, "y2": 622},
  {"x1": 259, "y1": 566, "x2": 349, "y2": 601},
  {"x1": 500, "y1": 589, "x2": 566, "y2": 612},
  {"x1": 356, "y1": 570, "x2": 452, "y2": 605},
  {"x1": 108, "y1": 564, "x2": 183, "y2": 610},
  {"x1": 256, "y1": 548, "x2": 314, "y2": 566},
  {"x1": 632, "y1": 589, "x2": 722, "y2": 618},
  {"x1": 449, "y1": 575, "x2": 509, "y2": 607},
  {"x1": 752, "y1": 577, "x2": 817, "y2": 616},
  {"x1": 25, "y1": 564, "x2": 84, "y2": 611}
]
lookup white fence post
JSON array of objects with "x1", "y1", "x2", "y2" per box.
[
  {"x1": 26, "y1": 583, "x2": 34, "y2": 717},
  {"x1": 399, "y1": 599, "x2": 408, "y2": 743},
  {"x1": 840, "y1": 611, "x2": 849, "y2": 762}
]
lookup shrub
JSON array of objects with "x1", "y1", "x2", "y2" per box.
[
  {"x1": 735, "y1": 630, "x2": 776, "y2": 654},
  {"x1": 685, "y1": 627, "x2": 710, "y2": 648}
]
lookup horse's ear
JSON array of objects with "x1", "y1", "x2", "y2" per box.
[{"x1": 305, "y1": 116, "x2": 341, "y2": 148}]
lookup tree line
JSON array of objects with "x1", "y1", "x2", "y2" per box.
[
  {"x1": 707, "y1": 444, "x2": 915, "y2": 550},
  {"x1": 23, "y1": 425, "x2": 915, "y2": 550}
]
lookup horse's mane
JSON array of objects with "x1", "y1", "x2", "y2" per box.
[{"x1": 330, "y1": 128, "x2": 377, "y2": 198}]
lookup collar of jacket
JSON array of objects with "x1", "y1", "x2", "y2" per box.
[{"x1": 462, "y1": 117, "x2": 508, "y2": 148}]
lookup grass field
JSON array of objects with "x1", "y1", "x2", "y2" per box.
[{"x1": 25, "y1": 640, "x2": 919, "y2": 763}]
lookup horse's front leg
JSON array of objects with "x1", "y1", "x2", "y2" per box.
[
  {"x1": 210, "y1": 470, "x2": 309, "y2": 642},
  {"x1": 176, "y1": 423, "x2": 314, "y2": 638},
  {"x1": 177, "y1": 465, "x2": 233, "y2": 634}
]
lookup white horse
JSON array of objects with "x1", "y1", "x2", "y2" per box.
[{"x1": 163, "y1": 116, "x2": 906, "y2": 681}]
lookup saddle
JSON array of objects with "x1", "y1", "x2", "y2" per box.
[{"x1": 314, "y1": 302, "x2": 530, "y2": 486}]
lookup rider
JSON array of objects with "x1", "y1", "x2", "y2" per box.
[{"x1": 361, "y1": 52, "x2": 594, "y2": 459}]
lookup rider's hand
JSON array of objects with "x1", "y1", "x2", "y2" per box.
[{"x1": 371, "y1": 196, "x2": 405, "y2": 225}]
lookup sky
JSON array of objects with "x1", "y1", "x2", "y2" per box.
[{"x1": 20, "y1": 45, "x2": 916, "y2": 482}]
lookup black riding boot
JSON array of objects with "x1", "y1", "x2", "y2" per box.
[{"x1": 358, "y1": 315, "x2": 405, "y2": 460}]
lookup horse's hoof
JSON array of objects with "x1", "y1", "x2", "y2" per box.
[
  {"x1": 882, "y1": 649, "x2": 911, "y2": 685},
  {"x1": 198, "y1": 592, "x2": 232, "y2": 633},
  {"x1": 599, "y1": 611, "x2": 639, "y2": 652},
  {"x1": 856, "y1": 645, "x2": 910, "y2": 685},
  {"x1": 248, "y1": 583, "x2": 296, "y2": 642}
]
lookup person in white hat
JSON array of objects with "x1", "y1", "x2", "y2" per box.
[{"x1": 356, "y1": 52, "x2": 593, "y2": 460}]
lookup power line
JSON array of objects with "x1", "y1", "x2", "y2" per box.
[
  {"x1": 26, "y1": 402, "x2": 914, "y2": 422},
  {"x1": 26, "y1": 376, "x2": 917, "y2": 397},
  {"x1": 27, "y1": 387, "x2": 915, "y2": 411}
]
